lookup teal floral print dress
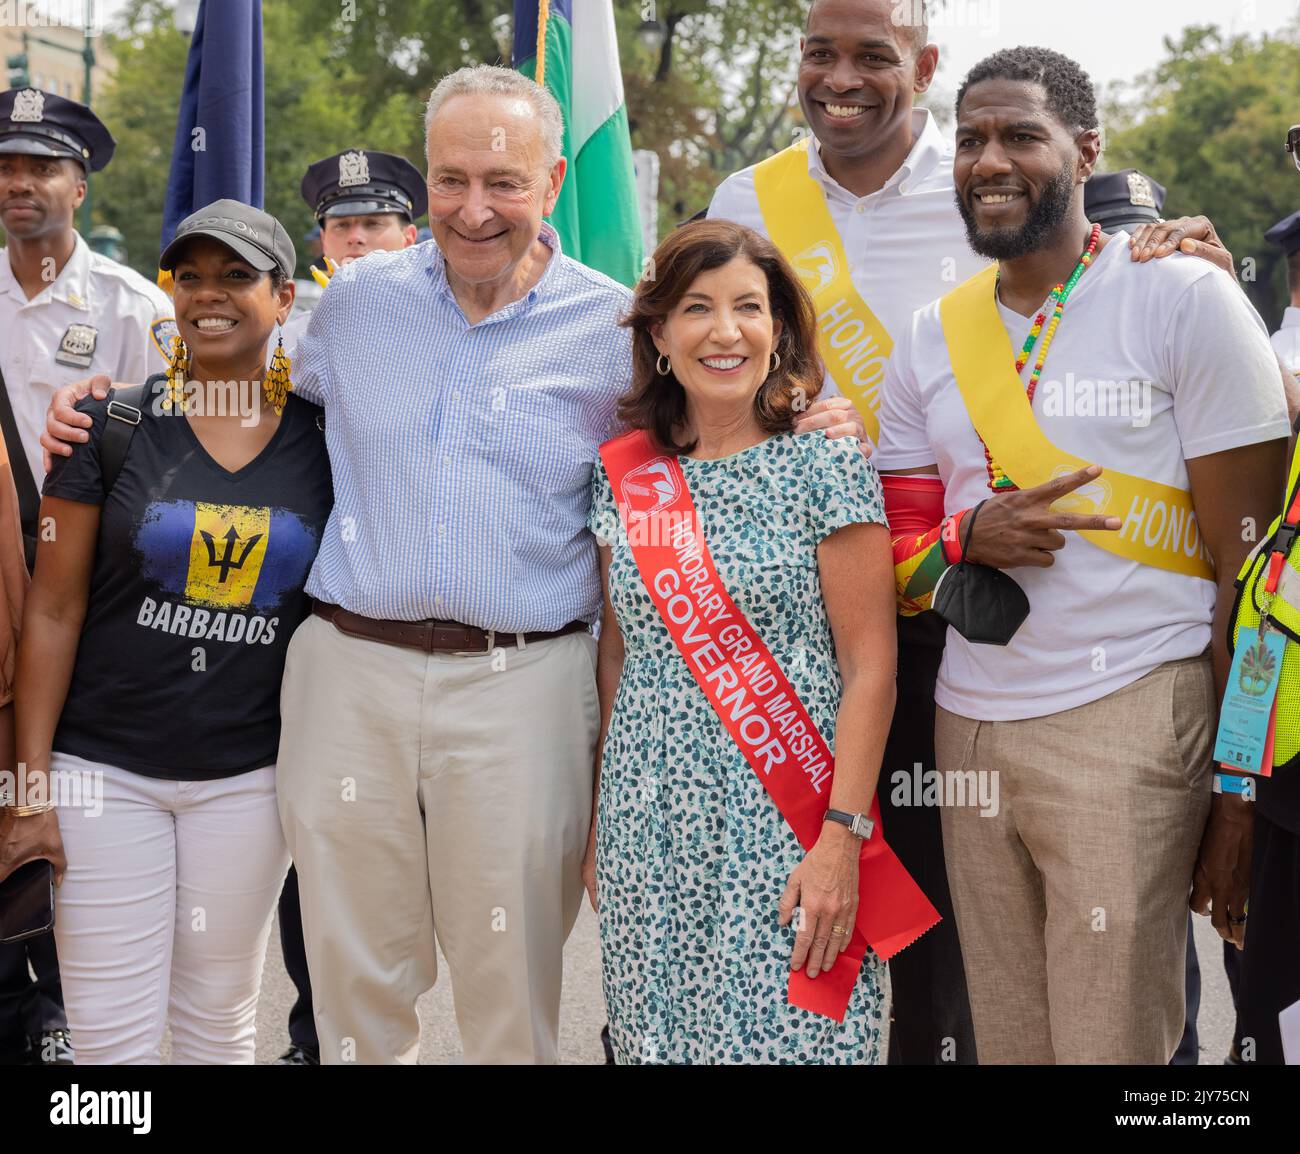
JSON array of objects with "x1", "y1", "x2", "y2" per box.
[{"x1": 588, "y1": 430, "x2": 890, "y2": 1065}]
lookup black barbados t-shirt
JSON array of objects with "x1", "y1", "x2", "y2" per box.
[{"x1": 43, "y1": 379, "x2": 333, "y2": 779}]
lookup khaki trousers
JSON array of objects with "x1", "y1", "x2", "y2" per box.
[
  {"x1": 276, "y1": 614, "x2": 599, "y2": 1064},
  {"x1": 935, "y1": 655, "x2": 1215, "y2": 1064}
]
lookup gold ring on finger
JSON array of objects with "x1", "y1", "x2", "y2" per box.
[{"x1": 831, "y1": 924, "x2": 848, "y2": 936}]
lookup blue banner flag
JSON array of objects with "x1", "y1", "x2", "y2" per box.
[{"x1": 160, "y1": 0, "x2": 264, "y2": 254}]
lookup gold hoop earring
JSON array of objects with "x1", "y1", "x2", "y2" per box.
[
  {"x1": 655, "y1": 354, "x2": 671, "y2": 376},
  {"x1": 264, "y1": 329, "x2": 293, "y2": 415},
  {"x1": 162, "y1": 337, "x2": 190, "y2": 411},
  {"x1": 768, "y1": 351, "x2": 781, "y2": 375}
]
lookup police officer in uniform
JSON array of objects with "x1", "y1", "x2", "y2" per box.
[
  {"x1": 276, "y1": 149, "x2": 426, "y2": 359},
  {"x1": 0, "y1": 88, "x2": 173, "y2": 1065},
  {"x1": 271, "y1": 148, "x2": 425, "y2": 1066},
  {"x1": 1265, "y1": 210, "x2": 1300, "y2": 378}
]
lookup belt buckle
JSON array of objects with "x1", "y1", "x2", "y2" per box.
[{"x1": 452, "y1": 628, "x2": 495, "y2": 657}]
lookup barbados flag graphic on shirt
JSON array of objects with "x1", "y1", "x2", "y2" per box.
[
  {"x1": 134, "y1": 500, "x2": 317, "y2": 612},
  {"x1": 185, "y1": 503, "x2": 270, "y2": 608}
]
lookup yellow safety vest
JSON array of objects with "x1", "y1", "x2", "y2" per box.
[{"x1": 1229, "y1": 434, "x2": 1300, "y2": 773}]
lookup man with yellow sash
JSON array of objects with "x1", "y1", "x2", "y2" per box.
[
  {"x1": 875, "y1": 46, "x2": 1290, "y2": 1064},
  {"x1": 707, "y1": 0, "x2": 1231, "y2": 1066},
  {"x1": 707, "y1": 0, "x2": 983, "y2": 1067}
]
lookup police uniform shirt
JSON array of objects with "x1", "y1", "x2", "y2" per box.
[
  {"x1": 261, "y1": 283, "x2": 322, "y2": 372},
  {"x1": 0, "y1": 232, "x2": 175, "y2": 485},
  {"x1": 281, "y1": 308, "x2": 312, "y2": 359},
  {"x1": 1271, "y1": 307, "x2": 1300, "y2": 378}
]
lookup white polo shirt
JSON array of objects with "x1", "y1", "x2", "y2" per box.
[
  {"x1": 707, "y1": 108, "x2": 988, "y2": 413},
  {"x1": 1271, "y1": 306, "x2": 1300, "y2": 377},
  {"x1": 876, "y1": 237, "x2": 1290, "y2": 721},
  {"x1": 0, "y1": 232, "x2": 173, "y2": 486}
]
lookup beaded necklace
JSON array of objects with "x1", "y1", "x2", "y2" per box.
[{"x1": 982, "y1": 222, "x2": 1102, "y2": 492}]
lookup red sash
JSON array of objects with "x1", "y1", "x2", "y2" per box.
[{"x1": 600, "y1": 429, "x2": 939, "y2": 1021}]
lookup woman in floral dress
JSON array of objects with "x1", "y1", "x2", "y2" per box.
[{"x1": 582, "y1": 220, "x2": 898, "y2": 1064}]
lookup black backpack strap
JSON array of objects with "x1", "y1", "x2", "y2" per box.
[
  {"x1": 0, "y1": 363, "x2": 40, "y2": 571},
  {"x1": 100, "y1": 381, "x2": 151, "y2": 497}
]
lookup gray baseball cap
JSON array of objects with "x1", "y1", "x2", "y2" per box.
[{"x1": 160, "y1": 199, "x2": 296, "y2": 278}]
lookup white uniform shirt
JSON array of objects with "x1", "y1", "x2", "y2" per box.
[
  {"x1": 876, "y1": 237, "x2": 1291, "y2": 721},
  {"x1": 1271, "y1": 305, "x2": 1300, "y2": 377},
  {"x1": 263, "y1": 286, "x2": 325, "y2": 375},
  {"x1": 0, "y1": 232, "x2": 173, "y2": 485},
  {"x1": 278, "y1": 307, "x2": 312, "y2": 360},
  {"x1": 707, "y1": 108, "x2": 988, "y2": 418}
]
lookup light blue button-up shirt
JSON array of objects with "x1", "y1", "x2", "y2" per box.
[{"x1": 292, "y1": 225, "x2": 633, "y2": 630}]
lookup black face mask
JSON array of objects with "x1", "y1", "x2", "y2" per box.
[{"x1": 931, "y1": 500, "x2": 1030, "y2": 646}]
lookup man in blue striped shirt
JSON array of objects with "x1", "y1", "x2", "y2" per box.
[
  {"x1": 275, "y1": 56, "x2": 871, "y2": 1063},
  {"x1": 272, "y1": 66, "x2": 632, "y2": 1066},
  {"x1": 38, "y1": 64, "x2": 867, "y2": 1067}
]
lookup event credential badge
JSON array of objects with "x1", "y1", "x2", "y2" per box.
[{"x1": 1214, "y1": 626, "x2": 1286, "y2": 776}]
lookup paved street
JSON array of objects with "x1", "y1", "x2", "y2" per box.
[{"x1": 247, "y1": 902, "x2": 1239, "y2": 1065}]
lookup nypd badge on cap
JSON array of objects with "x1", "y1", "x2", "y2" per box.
[
  {"x1": 0, "y1": 88, "x2": 115, "y2": 171},
  {"x1": 1085, "y1": 168, "x2": 1167, "y2": 233},
  {"x1": 301, "y1": 149, "x2": 428, "y2": 222},
  {"x1": 11, "y1": 89, "x2": 44, "y2": 124},
  {"x1": 337, "y1": 151, "x2": 370, "y2": 188}
]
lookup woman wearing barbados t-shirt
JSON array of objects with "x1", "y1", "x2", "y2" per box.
[
  {"x1": 583, "y1": 219, "x2": 905, "y2": 1064},
  {"x1": 10, "y1": 201, "x2": 331, "y2": 1063}
]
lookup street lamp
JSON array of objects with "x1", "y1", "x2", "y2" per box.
[{"x1": 636, "y1": 19, "x2": 667, "y2": 55}]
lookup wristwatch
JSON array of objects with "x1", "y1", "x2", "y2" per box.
[{"x1": 824, "y1": 809, "x2": 874, "y2": 840}]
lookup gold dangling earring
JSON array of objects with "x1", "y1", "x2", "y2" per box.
[
  {"x1": 656, "y1": 353, "x2": 672, "y2": 376},
  {"x1": 162, "y1": 338, "x2": 190, "y2": 411},
  {"x1": 264, "y1": 329, "x2": 293, "y2": 416},
  {"x1": 768, "y1": 350, "x2": 781, "y2": 376}
]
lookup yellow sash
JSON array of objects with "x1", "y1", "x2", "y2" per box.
[
  {"x1": 753, "y1": 139, "x2": 892, "y2": 440},
  {"x1": 939, "y1": 265, "x2": 1214, "y2": 581}
]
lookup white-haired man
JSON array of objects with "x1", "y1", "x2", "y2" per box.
[
  {"x1": 38, "y1": 63, "x2": 862, "y2": 1068},
  {"x1": 269, "y1": 66, "x2": 622, "y2": 1065},
  {"x1": 263, "y1": 62, "x2": 855, "y2": 1066}
]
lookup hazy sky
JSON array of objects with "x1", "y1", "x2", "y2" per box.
[
  {"x1": 928, "y1": 0, "x2": 1300, "y2": 90},
  {"x1": 65, "y1": 0, "x2": 1300, "y2": 93}
]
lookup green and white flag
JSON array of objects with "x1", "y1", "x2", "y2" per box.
[{"x1": 514, "y1": 0, "x2": 645, "y2": 286}]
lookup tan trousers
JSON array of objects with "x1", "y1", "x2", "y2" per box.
[
  {"x1": 276, "y1": 614, "x2": 599, "y2": 1064},
  {"x1": 935, "y1": 655, "x2": 1215, "y2": 1064}
]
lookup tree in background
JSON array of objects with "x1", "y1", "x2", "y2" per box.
[
  {"x1": 1104, "y1": 21, "x2": 1300, "y2": 328},
  {"x1": 92, "y1": 0, "x2": 185, "y2": 275},
  {"x1": 97, "y1": 0, "x2": 421, "y2": 277},
  {"x1": 620, "y1": 0, "x2": 801, "y2": 225},
  {"x1": 118, "y1": 0, "x2": 1300, "y2": 292},
  {"x1": 97, "y1": 0, "x2": 817, "y2": 268}
]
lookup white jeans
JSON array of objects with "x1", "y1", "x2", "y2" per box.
[{"x1": 51, "y1": 753, "x2": 289, "y2": 1064}]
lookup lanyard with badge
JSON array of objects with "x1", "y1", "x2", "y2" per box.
[{"x1": 1213, "y1": 487, "x2": 1300, "y2": 777}]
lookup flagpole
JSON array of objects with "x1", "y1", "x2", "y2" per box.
[{"x1": 535, "y1": 0, "x2": 550, "y2": 86}]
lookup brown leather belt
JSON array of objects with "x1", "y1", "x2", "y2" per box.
[{"x1": 312, "y1": 601, "x2": 588, "y2": 655}]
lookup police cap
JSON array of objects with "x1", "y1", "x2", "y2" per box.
[
  {"x1": 300, "y1": 150, "x2": 427, "y2": 223},
  {"x1": 0, "y1": 88, "x2": 115, "y2": 172},
  {"x1": 1266, "y1": 210, "x2": 1300, "y2": 258},
  {"x1": 1084, "y1": 168, "x2": 1167, "y2": 232}
]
